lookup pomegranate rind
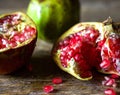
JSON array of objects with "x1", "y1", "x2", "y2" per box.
[{"x1": 0, "y1": 12, "x2": 37, "y2": 74}]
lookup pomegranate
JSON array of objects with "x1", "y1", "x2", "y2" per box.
[
  {"x1": 0, "y1": 12, "x2": 37, "y2": 74},
  {"x1": 52, "y1": 18, "x2": 120, "y2": 80},
  {"x1": 27, "y1": 0, "x2": 80, "y2": 42}
]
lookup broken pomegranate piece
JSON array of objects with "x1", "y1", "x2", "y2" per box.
[
  {"x1": 52, "y1": 18, "x2": 120, "y2": 80},
  {"x1": 0, "y1": 12, "x2": 37, "y2": 74}
]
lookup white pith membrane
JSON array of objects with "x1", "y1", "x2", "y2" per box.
[
  {"x1": 0, "y1": 12, "x2": 37, "y2": 52},
  {"x1": 53, "y1": 22, "x2": 120, "y2": 80}
]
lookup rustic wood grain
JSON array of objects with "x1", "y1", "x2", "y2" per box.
[{"x1": 0, "y1": 40, "x2": 119, "y2": 95}]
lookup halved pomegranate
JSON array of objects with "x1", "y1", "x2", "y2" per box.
[
  {"x1": 0, "y1": 12, "x2": 37, "y2": 74},
  {"x1": 52, "y1": 18, "x2": 120, "y2": 80}
]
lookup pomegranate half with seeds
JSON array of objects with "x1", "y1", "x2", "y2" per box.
[
  {"x1": 52, "y1": 18, "x2": 120, "y2": 80},
  {"x1": 0, "y1": 12, "x2": 37, "y2": 74}
]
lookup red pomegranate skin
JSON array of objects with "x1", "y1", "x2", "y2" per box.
[
  {"x1": 52, "y1": 20, "x2": 120, "y2": 80},
  {"x1": 0, "y1": 12, "x2": 37, "y2": 74}
]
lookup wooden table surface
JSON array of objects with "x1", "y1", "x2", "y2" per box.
[
  {"x1": 0, "y1": 0, "x2": 120, "y2": 95},
  {"x1": 0, "y1": 40, "x2": 108, "y2": 95},
  {"x1": 0, "y1": 39, "x2": 119, "y2": 95}
]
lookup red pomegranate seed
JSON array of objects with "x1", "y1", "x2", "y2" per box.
[
  {"x1": 100, "y1": 59, "x2": 111, "y2": 69},
  {"x1": 24, "y1": 26, "x2": 32, "y2": 31},
  {"x1": 97, "y1": 39, "x2": 106, "y2": 50},
  {"x1": 1, "y1": 38, "x2": 8, "y2": 48},
  {"x1": 104, "y1": 76, "x2": 111, "y2": 81},
  {"x1": 102, "y1": 76, "x2": 117, "y2": 87},
  {"x1": 19, "y1": 34, "x2": 26, "y2": 43},
  {"x1": 24, "y1": 26, "x2": 36, "y2": 35},
  {"x1": 30, "y1": 28, "x2": 36, "y2": 36},
  {"x1": 74, "y1": 53, "x2": 82, "y2": 61},
  {"x1": 12, "y1": 14, "x2": 21, "y2": 22},
  {"x1": 63, "y1": 38, "x2": 69, "y2": 45},
  {"x1": 110, "y1": 74, "x2": 119, "y2": 79},
  {"x1": 9, "y1": 40, "x2": 17, "y2": 47},
  {"x1": 43, "y1": 85, "x2": 54, "y2": 93},
  {"x1": 12, "y1": 33, "x2": 21, "y2": 42},
  {"x1": 82, "y1": 27, "x2": 99, "y2": 42},
  {"x1": 52, "y1": 77, "x2": 63, "y2": 84},
  {"x1": 104, "y1": 88, "x2": 116, "y2": 95},
  {"x1": 106, "y1": 79, "x2": 116, "y2": 87}
]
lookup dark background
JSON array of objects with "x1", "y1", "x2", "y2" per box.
[{"x1": 0, "y1": 0, "x2": 120, "y2": 22}]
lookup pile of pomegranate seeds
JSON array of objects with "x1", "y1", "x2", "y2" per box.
[
  {"x1": 102, "y1": 76, "x2": 116, "y2": 87},
  {"x1": 0, "y1": 14, "x2": 36, "y2": 49},
  {"x1": 43, "y1": 77, "x2": 63, "y2": 93},
  {"x1": 102, "y1": 74, "x2": 119, "y2": 95}
]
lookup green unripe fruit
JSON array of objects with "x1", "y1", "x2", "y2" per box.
[{"x1": 27, "y1": 0, "x2": 80, "y2": 42}]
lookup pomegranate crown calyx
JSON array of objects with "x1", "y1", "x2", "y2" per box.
[
  {"x1": 103, "y1": 17, "x2": 120, "y2": 33},
  {"x1": 103, "y1": 17, "x2": 113, "y2": 25}
]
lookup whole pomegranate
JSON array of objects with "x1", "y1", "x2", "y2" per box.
[
  {"x1": 0, "y1": 12, "x2": 37, "y2": 74},
  {"x1": 52, "y1": 18, "x2": 120, "y2": 80},
  {"x1": 27, "y1": 0, "x2": 80, "y2": 42}
]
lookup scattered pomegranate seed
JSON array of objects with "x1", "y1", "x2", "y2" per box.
[
  {"x1": 100, "y1": 59, "x2": 111, "y2": 69},
  {"x1": 104, "y1": 76, "x2": 110, "y2": 81},
  {"x1": 104, "y1": 88, "x2": 116, "y2": 95},
  {"x1": 43, "y1": 85, "x2": 54, "y2": 93},
  {"x1": 110, "y1": 74, "x2": 119, "y2": 79},
  {"x1": 102, "y1": 76, "x2": 117, "y2": 87},
  {"x1": 52, "y1": 77, "x2": 63, "y2": 84}
]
